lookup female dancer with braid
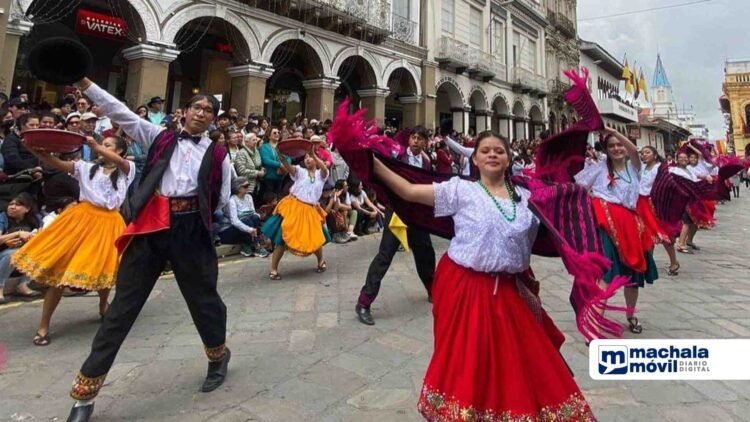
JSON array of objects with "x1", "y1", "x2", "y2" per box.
[
  {"x1": 575, "y1": 130, "x2": 658, "y2": 334},
  {"x1": 638, "y1": 146, "x2": 680, "y2": 276},
  {"x1": 15, "y1": 137, "x2": 134, "y2": 345}
]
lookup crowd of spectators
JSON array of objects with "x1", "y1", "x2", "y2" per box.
[{"x1": 0, "y1": 89, "x2": 543, "y2": 302}]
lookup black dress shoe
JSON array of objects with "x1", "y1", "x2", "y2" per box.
[
  {"x1": 201, "y1": 348, "x2": 231, "y2": 392},
  {"x1": 355, "y1": 304, "x2": 375, "y2": 325},
  {"x1": 67, "y1": 403, "x2": 94, "y2": 422}
]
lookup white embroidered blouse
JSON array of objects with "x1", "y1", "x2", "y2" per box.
[
  {"x1": 289, "y1": 166, "x2": 326, "y2": 204},
  {"x1": 575, "y1": 160, "x2": 640, "y2": 210},
  {"x1": 433, "y1": 177, "x2": 540, "y2": 274},
  {"x1": 73, "y1": 160, "x2": 136, "y2": 210}
]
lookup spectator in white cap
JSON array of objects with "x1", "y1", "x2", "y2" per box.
[
  {"x1": 65, "y1": 112, "x2": 82, "y2": 133},
  {"x1": 80, "y1": 112, "x2": 102, "y2": 161}
]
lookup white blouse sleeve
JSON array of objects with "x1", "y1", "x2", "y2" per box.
[
  {"x1": 433, "y1": 177, "x2": 461, "y2": 217},
  {"x1": 575, "y1": 160, "x2": 605, "y2": 190},
  {"x1": 72, "y1": 160, "x2": 94, "y2": 182}
]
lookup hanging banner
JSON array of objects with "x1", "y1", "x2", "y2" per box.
[{"x1": 75, "y1": 9, "x2": 128, "y2": 42}]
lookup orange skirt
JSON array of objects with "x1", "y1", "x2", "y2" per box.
[
  {"x1": 261, "y1": 195, "x2": 327, "y2": 256},
  {"x1": 11, "y1": 202, "x2": 125, "y2": 291}
]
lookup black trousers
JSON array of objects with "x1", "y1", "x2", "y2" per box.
[
  {"x1": 79, "y1": 212, "x2": 226, "y2": 379},
  {"x1": 359, "y1": 210, "x2": 435, "y2": 307}
]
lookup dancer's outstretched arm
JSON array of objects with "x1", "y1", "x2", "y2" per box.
[{"x1": 372, "y1": 157, "x2": 434, "y2": 207}]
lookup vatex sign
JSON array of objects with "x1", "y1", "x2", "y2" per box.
[{"x1": 76, "y1": 9, "x2": 128, "y2": 42}]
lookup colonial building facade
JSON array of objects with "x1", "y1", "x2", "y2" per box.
[
  {"x1": 2, "y1": 0, "x2": 431, "y2": 127},
  {"x1": 428, "y1": 0, "x2": 548, "y2": 140},
  {"x1": 545, "y1": 0, "x2": 578, "y2": 134},
  {"x1": 722, "y1": 58, "x2": 750, "y2": 155}
]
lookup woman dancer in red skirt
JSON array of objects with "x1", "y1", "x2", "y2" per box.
[
  {"x1": 637, "y1": 146, "x2": 680, "y2": 276},
  {"x1": 372, "y1": 131, "x2": 595, "y2": 421},
  {"x1": 575, "y1": 130, "x2": 658, "y2": 335}
]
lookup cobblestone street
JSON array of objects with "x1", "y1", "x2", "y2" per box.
[{"x1": 1, "y1": 194, "x2": 750, "y2": 421}]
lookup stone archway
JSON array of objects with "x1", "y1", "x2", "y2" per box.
[
  {"x1": 385, "y1": 67, "x2": 420, "y2": 128},
  {"x1": 435, "y1": 79, "x2": 466, "y2": 134},
  {"x1": 529, "y1": 104, "x2": 544, "y2": 139},
  {"x1": 468, "y1": 88, "x2": 489, "y2": 134},
  {"x1": 335, "y1": 55, "x2": 381, "y2": 124},
  {"x1": 265, "y1": 39, "x2": 330, "y2": 121},
  {"x1": 492, "y1": 93, "x2": 511, "y2": 137},
  {"x1": 512, "y1": 100, "x2": 527, "y2": 141}
]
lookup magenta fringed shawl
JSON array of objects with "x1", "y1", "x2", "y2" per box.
[{"x1": 328, "y1": 68, "x2": 629, "y2": 340}]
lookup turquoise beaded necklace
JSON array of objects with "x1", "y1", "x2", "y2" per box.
[
  {"x1": 477, "y1": 179, "x2": 517, "y2": 222},
  {"x1": 614, "y1": 164, "x2": 632, "y2": 183}
]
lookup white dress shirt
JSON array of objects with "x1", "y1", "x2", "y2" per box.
[
  {"x1": 406, "y1": 148, "x2": 424, "y2": 169},
  {"x1": 84, "y1": 83, "x2": 231, "y2": 210}
]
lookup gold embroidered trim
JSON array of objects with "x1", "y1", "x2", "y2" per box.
[
  {"x1": 70, "y1": 372, "x2": 107, "y2": 400},
  {"x1": 12, "y1": 253, "x2": 116, "y2": 291},
  {"x1": 205, "y1": 344, "x2": 227, "y2": 362},
  {"x1": 418, "y1": 386, "x2": 595, "y2": 422}
]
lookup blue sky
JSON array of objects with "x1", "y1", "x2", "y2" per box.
[{"x1": 577, "y1": 0, "x2": 747, "y2": 138}]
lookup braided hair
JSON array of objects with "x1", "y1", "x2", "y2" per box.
[
  {"x1": 471, "y1": 131, "x2": 521, "y2": 203},
  {"x1": 89, "y1": 136, "x2": 128, "y2": 190}
]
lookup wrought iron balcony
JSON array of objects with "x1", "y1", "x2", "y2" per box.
[
  {"x1": 435, "y1": 36, "x2": 470, "y2": 69},
  {"x1": 391, "y1": 13, "x2": 417, "y2": 44},
  {"x1": 258, "y1": 0, "x2": 392, "y2": 43},
  {"x1": 547, "y1": 10, "x2": 576, "y2": 39},
  {"x1": 515, "y1": 0, "x2": 546, "y2": 20},
  {"x1": 468, "y1": 48, "x2": 497, "y2": 79},
  {"x1": 512, "y1": 66, "x2": 547, "y2": 95},
  {"x1": 548, "y1": 78, "x2": 571, "y2": 96}
]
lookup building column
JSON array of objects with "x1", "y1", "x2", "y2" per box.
[
  {"x1": 303, "y1": 78, "x2": 339, "y2": 121},
  {"x1": 0, "y1": 19, "x2": 33, "y2": 95},
  {"x1": 475, "y1": 111, "x2": 491, "y2": 132},
  {"x1": 227, "y1": 64, "x2": 274, "y2": 116},
  {"x1": 507, "y1": 118, "x2": 514, "y2": 141},
  {"x1": 450, "y1": 107, "x2": 467, "y2": 134},
  {"x1": 358, "y1": 87, "x2": 390, "y2": 127},
  {"x1": 122, "y1": 44, "x2": 180, "y2": 111},
  {"x1": 419, "y1": 63, "x2": 437, "y2": 129},
  {"x1": 400, "y1": 95, "x2": 422, "y2": 128}
]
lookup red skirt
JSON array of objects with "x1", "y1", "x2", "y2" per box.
[
  {"x1": 592, "y1": 199, "x2": 653, "y2": 274},
  {"x1": 687, "y1": 200, "x2": 716, "y2": 229},
  {"x1": 418, "y1": 255, "x2": 595, "y2": 422},
  {"x1": 636, "y1": 195, "x2": 672, "y2": 244}
]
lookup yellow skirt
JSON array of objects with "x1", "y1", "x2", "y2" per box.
[
  {"x1": 12, "y1": 202, "x2": 125, "y2": 291},
  {"x1": 261, "y1": 195, "x2": 327, "y2": 257}
]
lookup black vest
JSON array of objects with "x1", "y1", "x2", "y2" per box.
[{"x1": 122, "y1": 131, "x2": 225, "y2": 231}]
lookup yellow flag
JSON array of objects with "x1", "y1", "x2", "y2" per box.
[
  {"x1": 638, "y1": 69, "x2": 649, "y2": 101},
  {"x1": 622, "y1": 58, "x2": 633, "y2": 94},
  {"x1": 388, "y1": 213, "x2": 409, "y2": 252}
]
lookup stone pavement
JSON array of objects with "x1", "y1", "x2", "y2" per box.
[{"x1": 1, "y1": 193, "x2": 750, "y2": 422}]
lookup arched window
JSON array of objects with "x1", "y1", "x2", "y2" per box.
[{"x1": 745, "y1": 104, "x2": 750, "y2": 133}]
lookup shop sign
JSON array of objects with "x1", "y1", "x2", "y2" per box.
[
  {"x1": 629, "y1": 126, "x2": 641, "y2": 139},
  {"x1": 76, "y1": 9, "x2": 128, "y2": 42}
]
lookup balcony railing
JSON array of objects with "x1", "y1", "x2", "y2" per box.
[
  {"x1": 516, "y1": 0, "x2": 546, "y2": 18},
  {"x1": 391, "y1": 13, "x2": 417, "y2": 44},
  {"x1": 435, "y1": 37, "x2": 470, "y2": 67},
  {"x1": 260, "y1": 0, "x2": 391, "y2": 42},
  {"x1": 547, "y1": 10, "x2": 576, "y2": 38},
  {"x1": 548, "y1": 78, "x2": 571, "y2": 96},
  {"x1": 512, "y1": 66, "x2": 547, "y2": 94},
  {"x1": 468, "y1": 48, "x2": 495, "y2": 77}
]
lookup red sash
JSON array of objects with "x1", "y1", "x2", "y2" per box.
[{"x1": 115, "y1": 195, "x2": 170, "y2": 254}]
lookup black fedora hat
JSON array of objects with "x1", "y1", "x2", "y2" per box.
[
  {"x1": 27, "y1": 23, "x2": 93, "y2": 86},
  {"x1": 148, "y1": 96, "x2": 164, "y2": 106}
]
